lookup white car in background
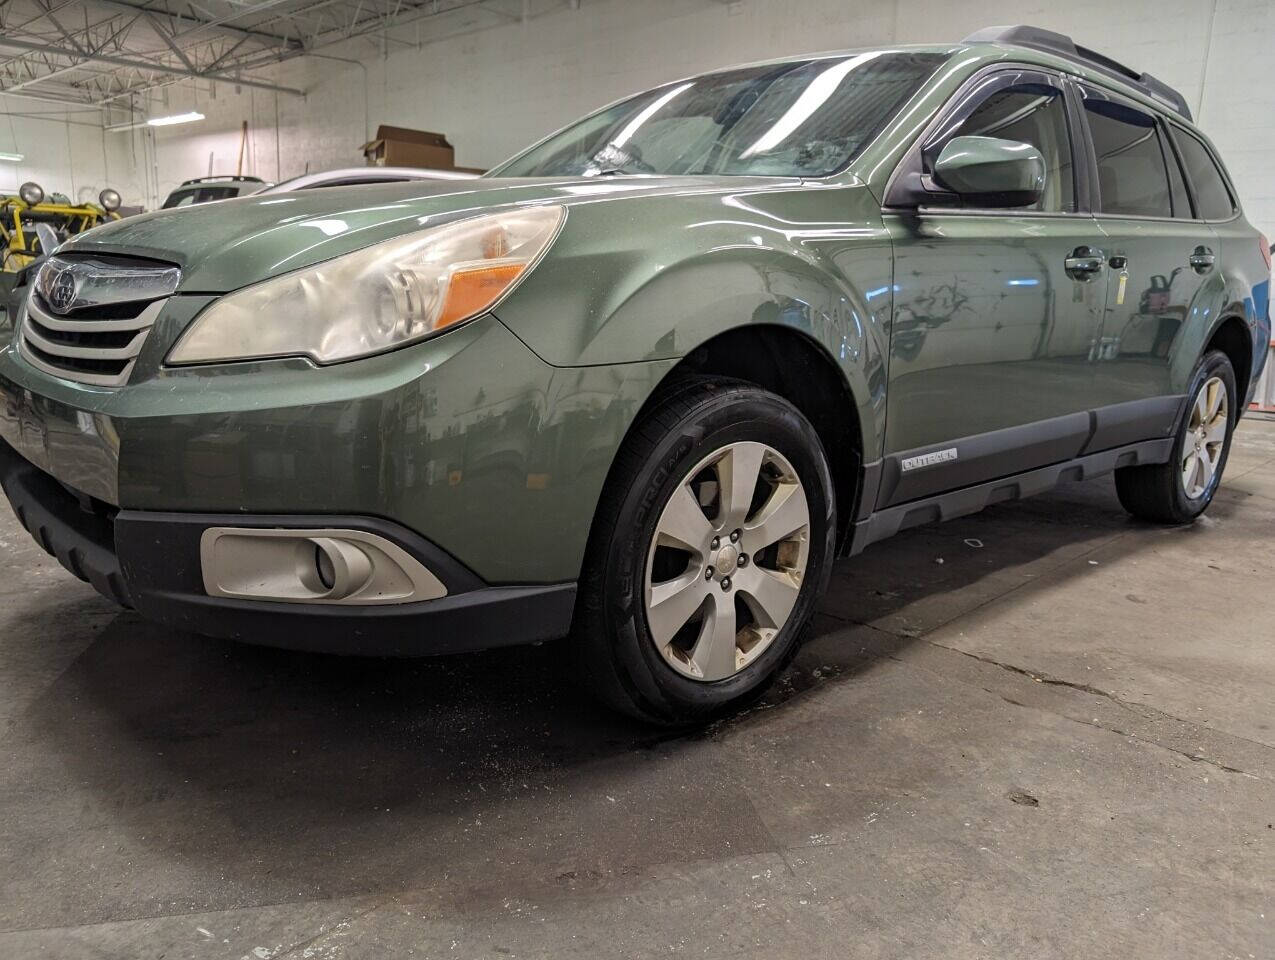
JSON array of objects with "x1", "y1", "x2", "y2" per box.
[{"x1": 160, "y1": 175, "x2": 267, "y2": 207}]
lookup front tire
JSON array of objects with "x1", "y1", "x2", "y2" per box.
[
  {"x1": 574, "y1": 378, "x2": 835, "y2": 725},
  {"x1": 1115, "y1": 349, "x2": 1236, "y2": 524}
]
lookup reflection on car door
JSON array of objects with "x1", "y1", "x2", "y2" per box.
[
  {"x1": 880, "y1": 70, "x2": 1106, "y2": 506},
  {"x1": 1077, "y1": 83, "x2": 1215, "y2": 448}
]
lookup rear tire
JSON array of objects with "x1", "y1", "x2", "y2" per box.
[
  {"x1": 573, "y1": 377, "x2": 835, "y2": 725},
  {"x1": 1115, "y1": 350, "x2": 1236, "y2": 524}
]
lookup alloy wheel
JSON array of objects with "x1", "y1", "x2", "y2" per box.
[
  {"x1": 1181, "y1": 375, "x2": 1228, "y2": 500},
  {"x1": 643, "y1": 441, "x2": 811, "y2": 682}
]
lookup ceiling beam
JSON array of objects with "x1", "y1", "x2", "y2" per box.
[
  {"x1": 31, "y1": 0, "x2": 90, "y2": 56},
  {"x1": 2, "y1": 55, "x2": 93, "y2": 92},
  {"x1": 85, "y1": 0, "x2": 304, "y2": 50},
  {"x1": 0, "y1": 34, "x2": 305, "y2": 96},
  {"x1": 0, "y1": 85, "x2": 106, "y2": 109},
  {"x1": 143, "y1": 10, "x2": 197, "y2": 71}
]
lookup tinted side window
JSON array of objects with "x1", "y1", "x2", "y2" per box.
[
  {"x1": 1172, "y1": 127, "x2": 1236, "y2": 220},
  {"x1": 940, "y1": 83, "x2": 1074, "y2": 212},
  {"x1": 1083, "y1": 92, "x2": 1172, "y2": 218}
]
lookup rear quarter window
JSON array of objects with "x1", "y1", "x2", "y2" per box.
[{"x1": 1171, "y1": 127, "x2": 1237, "y2": 220}]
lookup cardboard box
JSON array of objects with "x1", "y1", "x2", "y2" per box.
[{"x1": 360, "y1": 125, "x2": 455, "y2": 170}]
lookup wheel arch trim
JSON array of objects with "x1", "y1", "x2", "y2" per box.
[{"x1": 621, "y1": 322, "x2": 873, "y2": 553}]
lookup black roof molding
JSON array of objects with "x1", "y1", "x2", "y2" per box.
[
  {"x1": 177, "y1": 175, "x2": 265, "y2": 186},
  {"x1": 963, "y1": 24, "x2": 1192, "y2": 121}
]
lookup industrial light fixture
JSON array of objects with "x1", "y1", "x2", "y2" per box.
[
  {"x1": 0, "y1": 152, "x2": 23, "y2": 163},
  {"x1": 18, "y1": 181, "x2": 43, "y2": 206},
  {"x1": 147, "y1": 111, "x2": 205, "y2": 127}
]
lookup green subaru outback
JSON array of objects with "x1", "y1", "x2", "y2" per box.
[{"x1": 1, "y1": 26, "x2": 1268, "y2": 722}]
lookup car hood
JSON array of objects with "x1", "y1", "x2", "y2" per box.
[{"x1": 62, "y1": 175, "x2": 800, "y2": 293}]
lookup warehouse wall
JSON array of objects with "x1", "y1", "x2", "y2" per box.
[
  {"x1": 0, "y1": 102, "x2": 135, "y2": 207},
  {"x1": 6, "y1": 0, "x2": 1273, "y2": 239},
  {"x1": 132, "y1": 0, "x2": 1274, "y2": 236}
]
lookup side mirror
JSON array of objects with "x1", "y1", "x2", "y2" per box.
[{"x1": 932, "y1": 136, "x2": 1045, "y2": 208}]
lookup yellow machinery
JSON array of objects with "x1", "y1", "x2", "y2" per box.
[{"x1": 1, "y1": 181, "x2": 122, "y2": 272}]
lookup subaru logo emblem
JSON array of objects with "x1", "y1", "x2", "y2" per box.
[{"x1": 48, "y1": 269, "x2": 77, "y2": 313}]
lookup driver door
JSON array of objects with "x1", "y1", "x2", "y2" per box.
[{"x1": 879, "y1": 69, "x2": 1108, "y2": 506}]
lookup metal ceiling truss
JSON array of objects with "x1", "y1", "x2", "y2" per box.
[{"x1": 0, "y1": 0, "x2": 546, "y2": 110}]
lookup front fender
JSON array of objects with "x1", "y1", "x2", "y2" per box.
[{"x1": 494, "y1": 183, "x2": 893, "y2": 461}]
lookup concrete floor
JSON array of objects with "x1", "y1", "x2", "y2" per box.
[{"x1": 1, "y1": 420, "x2": 1273, "y2": 960}]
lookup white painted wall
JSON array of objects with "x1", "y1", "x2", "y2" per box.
[
  {"x1": 6, "y1": 0, "x2": 1274, "y2": 236},
  {"x1": 0, "y1": 102, "x2": 135, "y2": 206}
]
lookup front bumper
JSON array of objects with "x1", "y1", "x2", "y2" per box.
[
  {"x1": 0, "y1": 438, "x2": 576, "y2": 655},
  {"x1": 0, "y1": 304, "x2": 674, "y2": 651},
  {"x1": 0, "y1": 312, "x2": 639, "y2": 584}
]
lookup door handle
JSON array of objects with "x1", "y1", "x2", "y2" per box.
[
  {"x1": 1189, "y1": 246, "x2": 1215, "y2": 273},
  {"x1": 1065, "y1": 246, "x2": 1106, "y2": 280}
]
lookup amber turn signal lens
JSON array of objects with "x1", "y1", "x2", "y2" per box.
[{"x1": 436, "y1": 262, "x2": 526, "y2": 330}]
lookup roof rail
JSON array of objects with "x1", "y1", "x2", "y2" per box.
[
  {"x1": 963, "y1": 25, "x2": 1192, "y2": 121},
  {"x1": 178, "y1": 175, "x2": 265, "y2": 186}
]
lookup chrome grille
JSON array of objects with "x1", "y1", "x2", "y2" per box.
[
  {"x1": 20, "y1": 295, "x2": 166, "y2": 387},
  {"x1": 17, "y1": 255, "x2": 180, "y2": 388}
]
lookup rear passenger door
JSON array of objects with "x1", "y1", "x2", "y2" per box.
[{"x1": 1076, "y1": 82, "x2": 1214, "y2": 447}]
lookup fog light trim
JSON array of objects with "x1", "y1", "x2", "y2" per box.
[{"x1": 200, "y1": 527, "x2": 448, "y2": 605}]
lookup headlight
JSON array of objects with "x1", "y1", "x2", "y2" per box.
[
  {"x1": 169, "y1": 205, "x2": 565, "y2": 366},
  {"x1": 99, "y1": 188, "x2": 121, "y2": 211}
]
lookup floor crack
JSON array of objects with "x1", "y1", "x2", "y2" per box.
[
  {"x1": 990, "y1": 690, "x2": 1264, "y2": 781},
  {"x1": 906, "y1": 641, "x2": 1270, "y2": 781},
  {"x1": 927, "y1": 640, "x2": 1134, "y2": 707}
]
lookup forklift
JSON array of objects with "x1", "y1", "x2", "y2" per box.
[
  {"x1": 0, "y1": 181, "x2": 123, "y2": 329},
  {"x1": 1, "y1": 180, "x2": 122, "y2": 271}
]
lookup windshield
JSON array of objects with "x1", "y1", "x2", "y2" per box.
[{"x1": 493, "y1": 51, "x2": 947, "y2": 179}]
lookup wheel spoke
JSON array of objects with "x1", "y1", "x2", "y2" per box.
[
  {"x1": 1191, "y1": 390, "x2": 1208, "y2": 430},
  {"x1": 688, "y1": 593, "x2": 738, "y2": 681},
  {"x1": 655, "y1": 483, "x2": 714, "y2": 552},
  {"x1": 1205, "y1": 412, "x2": 1228, "y2": 446},
  {"x1": 1205, "y1": 379, "x2": 1223, "y2": 421},
  {"x1": 1181, "y1": 450, "x2": 1198, "y2": 492},
  {"x1": 716, "y1": 442, "x2": 766, "y2": 531},
  {"x1": 736, "y1": 566, "x2": 800, "y2": 629},
  {"x1": 743, "y1": 481, "x2": 809, "y2": 552},
  {"x1": 647, "y1": 573, "x2": 709, "y2": 646},
  {"x1": 1196, "y1": 444, "x2": 1213, "y2": 489}
]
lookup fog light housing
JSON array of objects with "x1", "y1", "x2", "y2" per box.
[{"x1": 200, "y1": 527, "x2": 447, "y2": 604}]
